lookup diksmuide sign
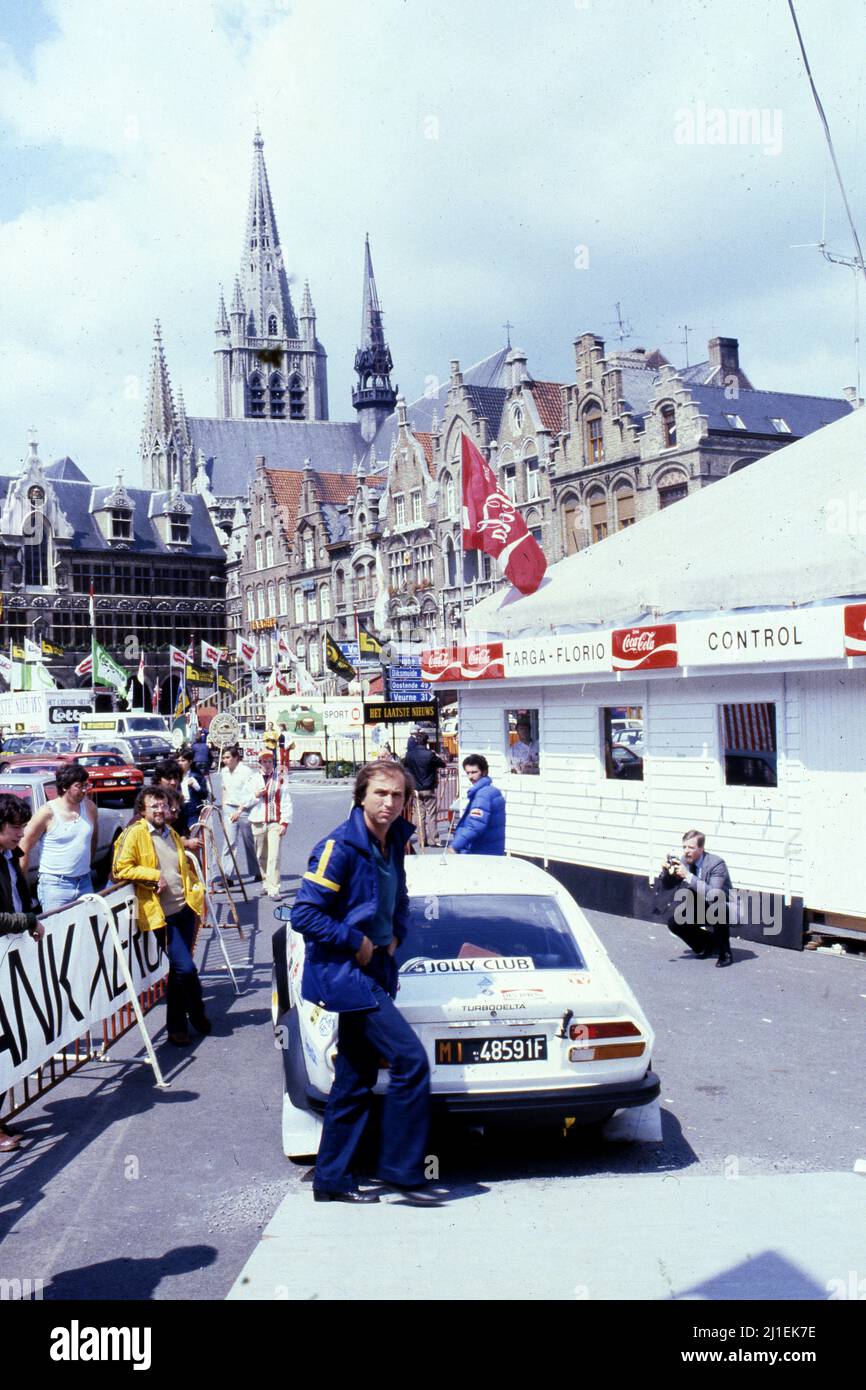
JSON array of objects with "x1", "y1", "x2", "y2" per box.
[{"x1": 0, "y1": 886, "x2": 166, "y2": 1092}]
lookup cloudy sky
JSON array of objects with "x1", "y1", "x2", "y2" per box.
[{"x1": 1, "y1": 0, "x2": 864, "y2": 484}]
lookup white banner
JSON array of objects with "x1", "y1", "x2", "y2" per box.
[
  {"x1": 677, "y1": 606, "x2": 842, "y2": 667},
  {"x1": 0, "y1": 885, "x2": 166, "y2": 1092},
  {"x1": 503, "y1": 632, "x2": 611, "y2": 678}
]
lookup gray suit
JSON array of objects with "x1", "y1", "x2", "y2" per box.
[{"x1": 662, "y1": 851, "x2": 733, "y2": 958}]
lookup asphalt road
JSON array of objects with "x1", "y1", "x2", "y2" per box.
[{"x1": 1, "y1": 783, "x2": 864, "y2": 1300}]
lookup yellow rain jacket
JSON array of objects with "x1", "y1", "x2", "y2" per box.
[{"x1": 112, "y1": 820, "x2": 204, "y2": 931}]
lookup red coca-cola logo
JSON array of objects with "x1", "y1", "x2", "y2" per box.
[
  {"x1": 421, "y1": 647, "x2": 461, "y2": 682},
  {"x1": 611, "y1": 624, "x2": 679, "y2": 670},
  {"x1": 463, "y1": 643, "x2": 505, "y2": 680},
  {"x1": 844, "y1": 603, "x2": 866, "y2": 656}
]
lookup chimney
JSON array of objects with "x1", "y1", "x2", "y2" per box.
[{"x1": 708, "y1": 337, "x2": 740, "y2": 382}]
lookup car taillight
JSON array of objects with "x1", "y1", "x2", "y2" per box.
[{"x1": 568, "y1": 1020, "x2": 641, "y2": 1041}]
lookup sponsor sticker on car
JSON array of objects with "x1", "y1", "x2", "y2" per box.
[{"x1": 402, "y1": 956, "x2": 533, "y2": 975}]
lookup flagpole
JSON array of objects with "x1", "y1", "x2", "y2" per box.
[{"x1": 459, "y1": 431, "x2": 466, "y2": 646}]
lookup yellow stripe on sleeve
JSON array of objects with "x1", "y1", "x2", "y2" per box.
[{"x1": 303, "y1": 838, "x2": 341, "y2": 892}]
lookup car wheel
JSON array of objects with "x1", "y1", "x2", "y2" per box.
[{"x1": 300, "y1": 752, "x2": 323, "y2": 770}]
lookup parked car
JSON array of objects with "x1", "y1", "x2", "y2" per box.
[
  {"x1": 0, "y1": 753, "x2": 144, "y2": 807},
  {"x1": 609, "y1": 745, "x2": 644, "y2": 780},
  {"x1": 0, "y1": 772, "x2": 133, "y2": 893},
  {"x1": 0, "y1": 734, "x2": 40, "y2": 756},
  {"x1": 75, "y1": 734, "x2": 174, "y2": 781},
  {"x1": 271, "y1": 854, "x2": 659, "y2": 1158}
]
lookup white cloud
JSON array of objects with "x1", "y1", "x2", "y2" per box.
[{"x1": 0, "y1": 0, "x2": 864, "y2": 483}]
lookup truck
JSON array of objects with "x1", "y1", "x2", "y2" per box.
[
  {"x1": 0, "y1": 690, "x2": 95, "y2": 737},
  {"x1": 264, "y1": 695, "x2": 438, "y2": 770}
]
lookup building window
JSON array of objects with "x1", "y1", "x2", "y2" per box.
[
  {"x1": 721, "y1": 703, "x2": 777, "y2": 787},
  {"x1": 289, "y1": 374, "x2": 305, "y2": 420},
  {"x1": 771, "y1": 418, "x2": 791, "y2": 433},
  {"x1": 506, "y1": 709, "x2": 540, "y2": 775},
  {"x1": 258, "y1": 633, "x2": 268, "y2": 666},
  {"x1": 335, "y1": 569, "x2": 345, "y2": 605},
  {"x1": 526, "y1": 458, "x2": 540, "y2": 501},
  {"x1": 615, "y1": 488, "x2": 635, "y2": 529},
  {"x1": 481, "y1": 552, "x2": 492, "y2": 580},
  {"x1": 278, "y1": 579, "x2": 288, "y2": 614},
  {"x1": 257, "y1": 587, "x2": 265, "y2": 619},
  {"x1": 588, "y1": 491, "x2": 608, "y2": 542},
  {"x1": 303, "y1": 534, "x2": 315, "y2": 569},
  {"x1": 249, "y1": 373, "x2": 265, "y2": 417},
  {"x1": 259, "y1": 496, "x2": 266, "y2": 527},
  {"x1": 306, "y1": 591, "x2": 317, "y2": 622},
  {"x1": 320, "y1": 586, "x2": 331, "y2": 620},
  {"x1": 661, "y1": 404, "x2": 677, "y2": 448},
  {"x1": 584, "y1": 408, "x2": 604, "y2": 464},
  {"x1": 297, "y1": 640, "x2": 306, "y2": 665},
  {"x1": 255, "y1": 538, "x2": 263, "y2": 569},
  {"x1": 395, "y1": 495, "x2": 406, "y2": 527},
  {"x1": 602, "y1": 707, "x2": 644, "y2": 781},
  {"x1": 170, "y1": 513, "x2": 190, "y2": 544},
  {"x1": 269, "y1": 373, "x2": 285, "y2": 418},
  {"x1": 294, "y1": 590, "x2": 304, "y2": 623},
  {"x1": 444, "y1": 475, "x2": 455, "y2": 516},
  {"x1": 309, "y1": 640, "x2": 320, "y2": 674},
  {"x1": 265, "y1": 534, "x2": 274, "y2": 568},
  {"x1": 502, "y1": 466, "x2": 516, "y2": 503},
  {"x1": 411, "y1": 491, "x2": 422, "y2": 523},
  {"x1": 562, "y1": 499, "x2": 583, "y2": 556},
  {"x1": 111, "y1": 508, "x2": 132, "y2": 541},
  {"x1": 444, "y1": 536, "x2": 456, "y2": 588},
  {"x1": 246, "y1": 589, "x2": 255, "y2": 622},
  {"x1": 267, "y1": 583, "x2": 276, "y2": 616},
  {"x1": 724, "y1": 413, "x2": 746, "y2": 430},
  {"x1": 268, "y1": 313, "x2": 278, "y2": 336},
  {"x1": 658, "y1": 479, "x2": 688, "y2": 509}
]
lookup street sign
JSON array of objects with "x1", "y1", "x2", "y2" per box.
[
  {"x1": 387, "y1": 687, "x2": 433, "y2": 702},
  {"x1": 365, "y1": 701, "x2": 438, "y2": 724}
]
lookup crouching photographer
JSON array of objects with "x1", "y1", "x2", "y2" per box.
[{"x1": 660, "y1": 829, "x2": 734, "y2": 968}]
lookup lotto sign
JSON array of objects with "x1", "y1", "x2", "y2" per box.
[
  {"x1": 611, "y1": 624, "x2": 679, "y2": 671},
  {"x1": 844, "y1": 603, "x2": 866, "y2": 657}
]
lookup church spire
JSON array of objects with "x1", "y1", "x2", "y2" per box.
[
  {"x1": 140, "y1": 321, "x2": 185, "y2": 492},
  {"x1": 240, "y1": 126, "x2": 296, "y2": 338},
  {"x1": 353, "y1": 235, "x2": 397, "y2": 441}
]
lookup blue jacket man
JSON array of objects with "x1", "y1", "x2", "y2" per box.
[
  {"x1": 290, "y1": 761, "x2": 438, "y2": 1206},
  {"x1": 450, "y1": 755, "x2": 506, "y2": 855}
]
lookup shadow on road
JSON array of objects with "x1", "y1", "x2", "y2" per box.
[{"x1": 43, "y1": 1244, "x2": 218, "y2": 1300}]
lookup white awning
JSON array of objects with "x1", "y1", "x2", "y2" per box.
[{"x1": 468, "y1": 406, "x2": 866, "y2": 637}]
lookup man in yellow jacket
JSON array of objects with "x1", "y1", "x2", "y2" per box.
[{"x1": 113, "y1": 786, "x2": 209, "y2": 1046}]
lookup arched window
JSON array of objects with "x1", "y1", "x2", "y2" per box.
[
  {"x1": 463, "y1": 549, "x2": 478, "y2": 583},
  {"x1": 309, "y1": 640, "x2": 320, "y2": 674},
  {"x1": 294, "y1": 590, "x2": 304, "y2": 623},
  {"x1": 334, "y1": 569, "x2": 345, "y2": 604},
  {"x1": 267, "y1": 312, "x2": 278, "y2": 336},
  {"x1": 444, "y1": 475, "x2": 455, "y2": 516},
  {"x1": 583, "y1": 405, "x2": 604, "y2": 464},
  {"x1": 289, "y1": 374, "x2": 305, "y2": 420},
  {"x1": 267, "y1": 583, "x2": 276, "y2": 616},
  {"x1": 615, "y1": 485, "x2": 635, "y2": 529},
  {"x1": 303, "y1": 533, "x2": 315, "y2": 569},
  {"x1": 256, "y1": 586, "x2": 265, "y2": 618},
  {"x1": 265, "y1": 533, "x2": 274, "y2": 568},
  {"x1": 320, "y1": 587, "x2": 331, "y2": 619},
  {"x1": 306, "y1": 591, "x2": 317, "y2": 622},
  {"x1": 278, "y1": 579, "x2": 288, "y2": 614},
  {"x1": 587, "y1": 489, "x2": 608, "y2": 542},
  {"x1": 249, "y1": 372, "x2": 265, "y2": 417},
  {"x1": 444, "y1": 536, "x2": 456, "y2": 587},
  {"x1": 246, "y1": 589, "x2": 255, "y2": 622},
  {"x1": 255, "y1": 537, "x2": 263, "y2": 570},
  {"x1": 24, "y1": 487, "x2": 50, "y2": 586},
  {"x1": 258, "y1": 633, "x2": 268, "y2": 666},
  {"x1": 661, "y1": 403, "x2": 677, "y2": 449},
  {"x1": 269, "y1": 372, "x2": 285, "y2": 419},
  {"x1": 657, "y1": 470, "x2": 688, "y2": 509},
  {"x1": 561, "y1": 496, "x2": 583, "y2": 556},
  {"x1": 297, "y1": 640, "x2": 306, "y2": 665}
]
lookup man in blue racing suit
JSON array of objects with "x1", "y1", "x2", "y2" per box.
[
  {"x1": 291, "y1": 761, "x2": 444, "y2": 1206},
  {"x1": 449, "y1": 754, "x2": 506, "y2": 855}
]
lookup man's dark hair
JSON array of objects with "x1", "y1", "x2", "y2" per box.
[
  {"x1": 153, "y1": 759, "x2": 181, "y2": 784},
  {"x1": 462, "y1": 754, "x2": 489, "y2": 776},
  {"x1": 414, "y1": 731, "x2": 429, "y2": 747},
  {"x1": 683, "y1": 829, "x2": 706, "y2": 849},
  {"x1": 56, "y1": 763, "x2": 89, "y2": 795},
  {"x1": 0, "y1": 791, "x2": 31, "y2": 829},
  {"x1": 223, "y1": 745, "x2": 241, "y2": 760},
  {"x1": 177, "y1": 746, "x2": 194, "y2": 764},
  {"x1": 133, "y1": 785, "x2": 167, "y2": 818},
  {"x1": 353, "y1": 760, "x2": 413, "y2": 807}
]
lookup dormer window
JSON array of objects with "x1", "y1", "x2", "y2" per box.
[
  {"x1": 771, "y1": 418, "x2": 791, "y2": 433},
  {"x1": 724, "y1": 413, "x2": 746, "y2": 430},
  {"x1": 111, "y1": 507, "x2": 132, "y2": 540},
  {"x1": 170, "y1": 513, "x2": 190, "y2": 544}
]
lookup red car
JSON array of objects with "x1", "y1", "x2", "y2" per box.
[{"x1": 0, "y1": 752, "x2": 144, "y2": 807}]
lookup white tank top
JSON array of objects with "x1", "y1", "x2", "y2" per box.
[{"x1": 40, "y1": 803, "x2": 93, "y2": 878}]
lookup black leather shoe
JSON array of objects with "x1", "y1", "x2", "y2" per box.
[
  {"x1": 190, "y1": 1015, "x2": 212, "y2": 1036},
  {"x1": 716, "y1": 951, "x2": 733, "y2": 968},
  {"x1": 313, "y1": 1189, "x2": 380, "y2": 1204},
  {"x1": 694, "y1": 948, "x2": 712, "y2": 959},
  {"x1": 375, "y1": 1182, "x2": 447, "y2": 1206}
]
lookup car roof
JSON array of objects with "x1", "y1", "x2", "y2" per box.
[{"x1": 405, "y1": 853, "x2": 568, "y2": 899}]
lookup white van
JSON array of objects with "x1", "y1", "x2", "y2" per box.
[{"x1": 78, "y1": 713, "x2": 171, "y2": 738}]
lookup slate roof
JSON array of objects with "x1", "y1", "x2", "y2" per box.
[
  {"x1": 187, "y1": 416, "x2": 365, "y2": 497},
  {"x1": 46, "y1": 457, "x2": 90, "y2": 482},
  {"x1": 0, "y1": 476, "x2": 225, "y2": 558},
  {"x1": 464, "y1": 384, "x2": 508, "y2": 435},
  {"x1": 687, "y1": 385, "x2": 852, "y2": 437},
  {"x1": 400, "y1": 346, "x2": 511, "y2": 434}
]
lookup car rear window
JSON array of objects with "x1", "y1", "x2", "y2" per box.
[{"x1": 398, "y1": 895, "x2": 585, "y2": 971}]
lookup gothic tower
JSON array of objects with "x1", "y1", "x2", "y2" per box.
[
  {"x1": 140, "y1": 322, "x2": 191, "y2": 492},
  {"x1": 214, "y1": 127, "x2": 329, "y2": 422},
  {"x1": 352, "y1": 234, "x2": 397, "y2": 443}
]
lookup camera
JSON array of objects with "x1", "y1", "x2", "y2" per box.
[{"x1": 667, "y1": 853, "x2": 681, "y2": 866}]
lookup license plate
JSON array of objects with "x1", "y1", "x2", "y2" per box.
[{"x1": 435, "y1": 1035, "x2": 547, "y2": 1065}]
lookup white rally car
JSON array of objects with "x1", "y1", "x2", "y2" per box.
[{"x1": 271, "y1": 854, "x2": 659, "y2": 1158}]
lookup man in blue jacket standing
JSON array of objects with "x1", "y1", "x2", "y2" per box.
[
  {"x1": 449, "y1": 754, "x2": 506, "y2": 855},
  {"x1": 291, "y1": 761, "x2": 440, "y2": 1206}
]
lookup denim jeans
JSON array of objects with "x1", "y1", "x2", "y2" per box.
[
  {"x1": 154, "y1": 905, "x2": 207, "y2": 1035},
  {"x1": 38, "y1": 872, "x2": 94, "y2": 914}
]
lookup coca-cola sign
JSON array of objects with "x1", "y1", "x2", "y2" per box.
[
  {"x1": 420, "y1": 644, "x2": 505, "y2": 683},
  {"x1": 611, "y1": 624, "x2": 679, "y2": 671},
  {"x1": 462, "y1": 643, "x2": 504, "y2": 680},
  {"x1": 421, "y1": 648, "x2": 462, "y2": 683},
  {"x1": 843, "y1": 603, "x2": 866, "y2": 657}
]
